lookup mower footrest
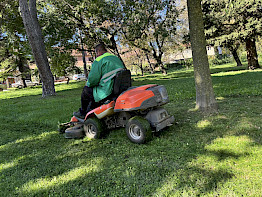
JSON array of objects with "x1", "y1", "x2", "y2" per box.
[
  {"x1": 154, "y1": 115, "x2": 175, "y2": 132},
  {"x1": 145, "y1": 108, "x2": 175, "y2": 132}
]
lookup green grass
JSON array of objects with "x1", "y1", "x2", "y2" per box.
[{"x1": 1, "y1": 64, "x2": 262, "y2": 196}]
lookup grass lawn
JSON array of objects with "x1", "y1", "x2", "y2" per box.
[{"x1": 1, "y1": 63, "x2": 262, "y2": 196}]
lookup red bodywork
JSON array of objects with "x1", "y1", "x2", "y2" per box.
[
  {"x1": 114, "y1": 84, "x2": 156, "y2": 111},
  {"x1": 85, "y1": 100, "x2": 115, "y2": 119},
  {"x1": 71, "y1": 84, "x2": 157, "y2": 121}
]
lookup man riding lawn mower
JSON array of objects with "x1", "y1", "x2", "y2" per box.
[{"x1": 59, "y1": 44, "x2": 174, "y2": 144}]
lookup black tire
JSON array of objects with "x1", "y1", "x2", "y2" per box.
[
  {"x1": 125, "y1": 116, "x2": 152, "y2": 144},
  {"x1": 84, "y1": 117, "x2": 104, "y2": 139}
]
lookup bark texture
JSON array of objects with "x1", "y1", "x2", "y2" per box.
[
  {"x1": 81, "y1": 47, "x2": 88, "y2": 77},
  {"x1": 19, "y1": 0, "x2": 55, "y2": 97},
  {"x1": 146, "y1": 53, "x2": 155, "y2": 74},
  {"x1": 245, "y1": 37, "x2": 260, "y2": 70},
  {"x1": 187, "y1": 0, "x2": 218, "y2": 113},
  {"x1": 229, "y1": 47, "x2": 242, "y2": 67}
]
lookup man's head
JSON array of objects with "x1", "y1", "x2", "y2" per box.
[{"x1": 95, "y1": 43, "x2": 107, "y2": 57}]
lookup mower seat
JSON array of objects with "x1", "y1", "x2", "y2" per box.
[
  {"x1": 113, "y1": 69, "x2": 132, "y2": 96},
  {"x1": 97, "y1": 69, "x2": 132, "y2": 105}
]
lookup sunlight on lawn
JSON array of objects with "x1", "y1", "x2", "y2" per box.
[
  {"x1": 0, "y1": 131, "x2": 57, "y2": 151},
  {"x1": 0, "y1": 132, "x2": 58, "y2": 173},
  {"x1": 18, "y1": 161, "x2": 101, "y2": 195},
  {"x1": 0, "y1": 159, "x2": 19, "y2": 172},
  {"x1": 0, "y1": 81, "x2": 84, "y2": 100},
  {"x1": 216, "y1": 97, "x2": 225, "y2": 100},
  {"x1": 197, "y1": 120, "x2": 211, "y2": 129},
  {"x1": 153, "y1": 135, "x2": 262, "y2": 196},
  {"x1": 212, "y1": 68, "x2": 262, "y2": 77}
]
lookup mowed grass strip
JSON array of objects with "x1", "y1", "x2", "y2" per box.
[{"x1": 0, "y1": 64, "x2": 262, "y2": 196}]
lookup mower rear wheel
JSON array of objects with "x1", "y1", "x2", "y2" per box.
[
  {"x1": 126, "y1": 116, "x2": 152, "y2": 144},
  {"x1": 84, "y1": 117, "x2": 104, "y2": 139}
]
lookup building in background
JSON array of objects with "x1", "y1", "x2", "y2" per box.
[{"x1": 167, "y1": 46, "x2": 215, "y2": 64}]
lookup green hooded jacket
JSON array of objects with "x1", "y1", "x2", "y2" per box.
[{"x1": 86, "y1": 52, "x2": 125, "y2": 102}]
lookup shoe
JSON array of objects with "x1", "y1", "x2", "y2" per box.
[{"x1": 73, "y1": 109, "x2": 86, "y2": 119}]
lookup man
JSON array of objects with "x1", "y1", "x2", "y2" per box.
[{"x1": 73, "y1": 43, "x2": 125, "y2": 118}]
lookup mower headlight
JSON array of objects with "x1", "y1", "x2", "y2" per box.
[
  {"x1": 148, "y1": 85, "x2": 169, "y2": 104},
  {"x1": 158, "y1": 86, "x2": 168, "y2": 102}
]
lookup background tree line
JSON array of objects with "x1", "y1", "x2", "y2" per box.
[{"x1": 2, "y1": 0, "x2": 261, "y2": 80}]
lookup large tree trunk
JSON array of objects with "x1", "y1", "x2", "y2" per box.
[
  {"x1": 19, "y1": 0, "x2": 55, "y2": 97},
  {"x1": 187, "y1": 0, "x2": 218, "y2": 113},
  {"x1": 245, "y1": 37, "x2": 260, "y2": 70}
]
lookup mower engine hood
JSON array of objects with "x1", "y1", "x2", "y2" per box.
[{"x1": 114, "y1": 84, "x2": 169, "y2": 112}]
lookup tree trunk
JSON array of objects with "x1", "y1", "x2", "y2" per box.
[
  {"x1": 155, "y1": 55, "x2": 167, "y2": 75},
  {"x1": 81, "y1": 46, "x2": 88, "y2": 77},
  {"x1": 187, "y1": 0, "x2": 218, "y2": 113},
  {"x1": 245, "y1": 37, "x2": 260, "y2": 70},
  {"x1": 88, "y1": 49, "x2": 95, "y2": 63},
  {"x1": 229, "y1": 47, "x2": 242, "y2": 67},
  {"x1": 19, "y1": 0, "x2": 55, "y2": 97},
  {"x1": 159, "y1": 63, "x2": 167, "y2": 75},
  {"x1": 139, "y1": 60, "x2": 144, "y2": 76},
  {"x1": 146, "y1": 53, "x2": 155, "y2": 74},
  {"x1": 17, "y1": 57, "x2": 28, "y2": 88},
  {"x1": 110, "y1": 35, "x2": 127, "y2": 69},
  {"x1": 151, "y1": 47, "x2": 167, "y2": 75},
  {"x1": 79, "y1": 30, "x2": 88, "y2": 77}
]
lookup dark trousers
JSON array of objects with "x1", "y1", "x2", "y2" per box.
[{"x1": 81, "y1": 86, "x2": 96, "y2": 113}]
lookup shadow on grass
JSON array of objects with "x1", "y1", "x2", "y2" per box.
[{"x1": 207, "y1": 149, "x2": 250, "y2": 161}]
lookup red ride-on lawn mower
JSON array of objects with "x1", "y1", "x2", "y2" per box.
[{"x1": 59, "y1": 70, "x2": 174, "y2": 144}]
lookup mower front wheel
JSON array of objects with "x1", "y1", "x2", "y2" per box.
[
  {"x1": 125, "y1": 116, "x2": 152, "y2": 144},
  {"x1": 84, "y1": 117, "x2": 104, "y2": 139}
]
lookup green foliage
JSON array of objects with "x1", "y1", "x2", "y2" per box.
[
  {"x1": 209, "y1": 55, "x2": 233, "y2": 66},
  {"x1": 49, "y1": 50, "x2": 77, "y2": 76},
  {"x1": 1, "y1": 64, "x2": 262, "y2": 196},
  {"x1": 165, "y1": 58, "x2": 193, "y2": 70},
  {"x1": 0, "y1": 1, "x2": 32, "y2": 80},
  {"x1": 121, "y1": 0, "x2": 179, "y2": 68},
  {"x1": 202, "y1": 0, "x2": 262, "y2": 69},
  {"x1": 45, "y1": 0, "x2": 120, "y2": 54},
  {"x1": 203, "y1": 0, "x2": 262, "y2": 45},
  {"x1": 38, "y1": 1, "x2": 78, "y2": 51}
]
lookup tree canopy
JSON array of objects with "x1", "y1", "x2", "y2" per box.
[
  {"x1": 203, "y1": 0, "x2": 262, "y2": 69},
  {"x1": 0, "y1": 0, "x2": 32, "y2": 86}
]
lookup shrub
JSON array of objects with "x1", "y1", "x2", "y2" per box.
[
  {"x1": 165, "y1": 58, "x2": 193, "y2": 70},
  {"x1": 209, "y1": 54, "x2": 233, "y2": 66}
]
